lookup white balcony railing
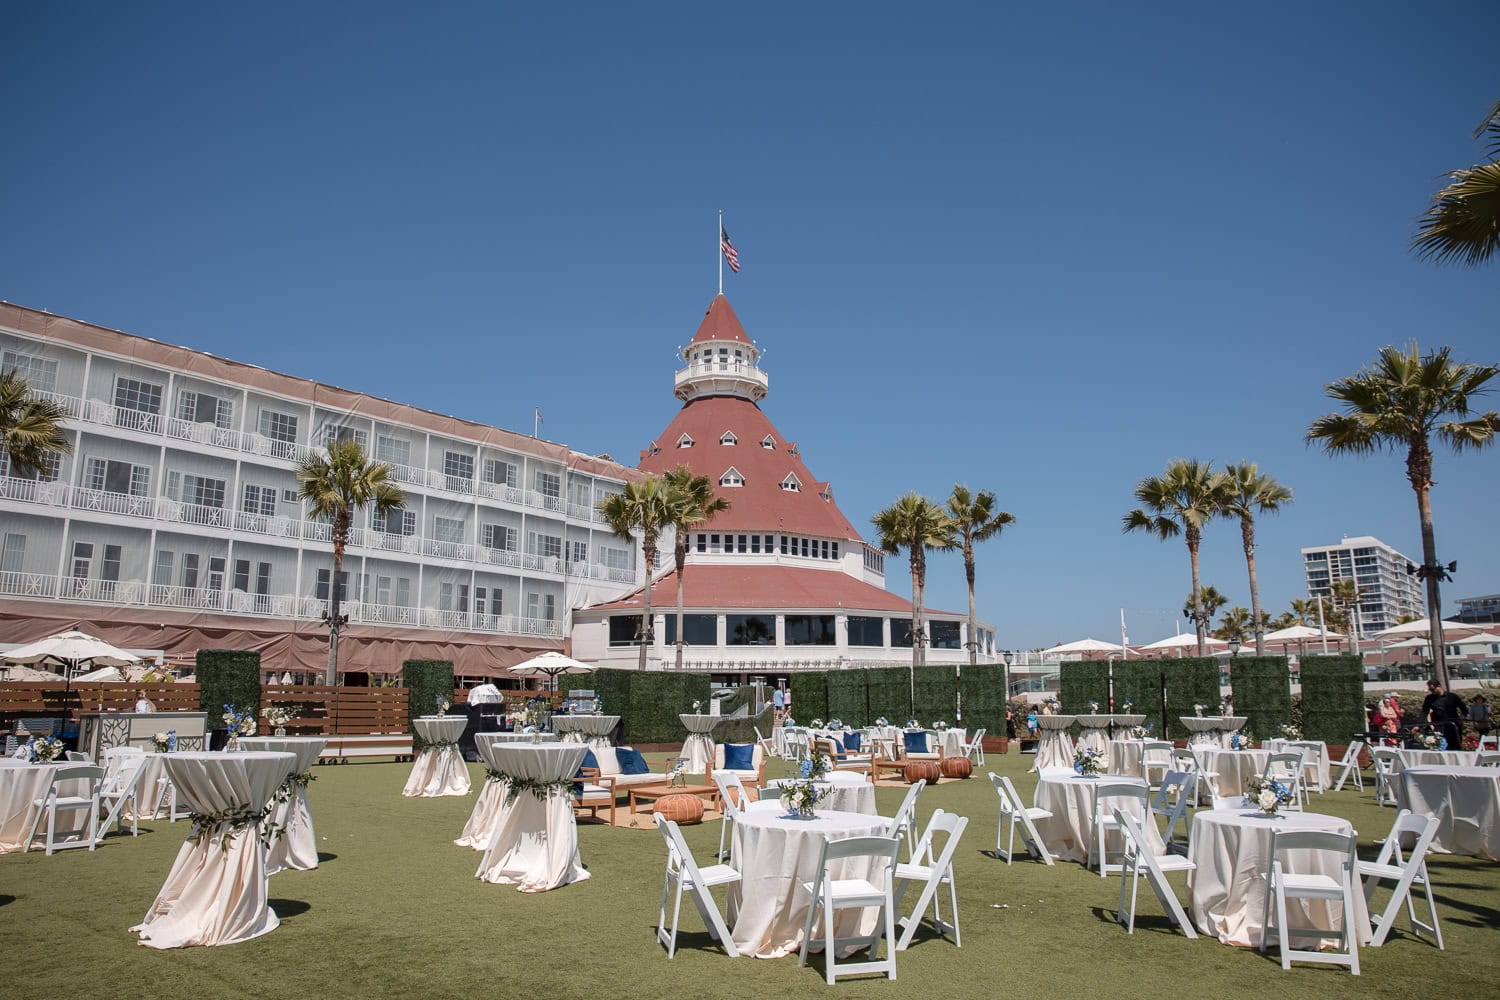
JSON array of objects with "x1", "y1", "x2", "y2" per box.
[
  {"x1": 156, "y1": 498, "x2": 229, "y2": 529},
  {"x1": 422, "y1": 538, "x2": 472, "y2": 561},
  {"x1": 385, "y1": 462, "x2": 429, "y2": 486},
  {"x1": 149, "y1": 583, "x2": 227, "y2": 611},
  {"x1": 0, "y1": 476, "x2": 69, "y2": 507},
  {"x1": 71, "y1": 487, "x2": 154, "y2": 519},
  {"x1": 477, "y1": 481, "x2": 525, "y2": 505},
  {"x1": 525, "y1": 490, "x2": 564, "y2": 513},
  {"x1": 431, "y1": 472, "x2": 476, "y2": 495},
  {"x1": 0, "y1": 571, "x2": 59, "y2": 599},
  {"x1": 32, "y1": 390, "x2": 84, "y2": 417},
  {"x1": 241, "y1": 432, "x2": 317, "y2": 465},
  {"x1": 62, "y1": 578, "x2": 147, "y2": 605},
  {"x1": 478, "y1": 546, "x2": 523, "y2": 569},
  {"x1": 235, "y1": 509, "x2": 305, "y2": 540},
  {"x1": 166, "y1": 417, "x2": 242, "y2": 452}
]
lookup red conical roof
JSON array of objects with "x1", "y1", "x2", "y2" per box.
[{"x1": 688, "y1": 294, "x2": 752, "y2": 347}]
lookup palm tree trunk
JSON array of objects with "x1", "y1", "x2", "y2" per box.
[
  {"x1": 915, "y1": 545, "x2": 928, "y2": 669},
  {"x1": 639, "y1": 535, "x2": 655, "y2": 672},
  {"x1": 965, "y1": 543, "x2": 978, "y2": 668},
  {"x1": 326, "y1": 538, "x2": 344, "y2": 687},
  {"x1": 674, "y1": 534, "x2": 687, "y2": 671},
  {"x1": 907, "y1": 551, "x2": 920, "y2": 707},
  {"x1": 1188, "y1": 539, "x2": 1205, "y2": 655},
  {"x1": 1416, "y1": 483, "x2": 1449, "y2": 689},
  {"x1": 1242, "y1": 518, "x2": 1265, "y2": 657}
]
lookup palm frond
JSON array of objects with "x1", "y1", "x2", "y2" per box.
[{"x1": 1412, "y1": 160, "x2": 1500, "y2": 266}]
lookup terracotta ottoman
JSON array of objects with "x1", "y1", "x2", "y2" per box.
[
  {"x1": 654, "y1": 792, "x2": 706, "y2": 825},
  {"x1": 940, "y1": 756, "x2": 973, "y2": 779},
  {"x1": 903, "y1": 761, "x2": 941, "y2": 785}
]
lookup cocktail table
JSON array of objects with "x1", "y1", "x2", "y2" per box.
[{"x1": 628, "y1": 783, "x2": 720, "y2": 814}]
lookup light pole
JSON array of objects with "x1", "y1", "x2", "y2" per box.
[{"x1": 1228, "y1": 639, "x2": 1240, "y2": 658}]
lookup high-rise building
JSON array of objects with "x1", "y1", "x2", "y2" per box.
[
  {"x1": 571, "y1": 295, "x2": 996, "y2": 678},
  {"x1": 1300, "y1": 535, "x2": 1424, "y2": 635},
  {"x1": 0, "y1": 302, "x2": 644, "y2": 675}
]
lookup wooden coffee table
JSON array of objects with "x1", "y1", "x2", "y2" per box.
[{"x1": 628, "y1": 783, "x2": 720, "y2": 814}]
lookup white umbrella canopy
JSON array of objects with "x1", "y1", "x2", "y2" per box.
[
  {"x1": 1138, "y1": 632, "x2": 1228, "y2": 651},
  {"x1": 1384, "y1": 636, "x2": 1434, "y2": 650},
  {"x1": 509, "y1": 651, "x2": 595, "y2": 690},
  {"x1": 1043, "y1": 638, "x2": 1126, "y2": 655},
  {"x1": 1373, "y1": 617, "x2": 1476, "y2": 640},
  {"x1": 2, "y1": 664, "x2": 65, "y2": 681},
  {"x1": 1262, "y1": 624, "x2": 1344, "y2": 642},
  {"x1": 1449, "y1": 631, "x2": 1500, "y2": 647},
  {"x1": 466, "y1": 682, "x2": 504, "y2": 705},
  {"x1": 73, "y1": 665, "x2": 125, "y2": 682},
  {"x1": 4, "y1": 630, "x2": 144, "y2": 669}
]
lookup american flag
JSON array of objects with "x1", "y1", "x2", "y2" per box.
[{"x1": 720, "y1": 226, "x2": 740, "y2": 272}]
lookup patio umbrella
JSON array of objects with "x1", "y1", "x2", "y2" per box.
[
  {"x1": 2, "y1": 664, "x2": 64, "y2": 681},
  {"x1": 1138, "y1": 632, "x2": 1228, "y2": 656},
  {"x1": 73, "y1": 665, "x2": 126, "y2": 682},
  {"x1": 1262, "y1": 624, "x2": 1344, "y2": 657},
  {"x1": 1042, "y1": 638, "x2": 1126, "y2": 657},
  {"x1": 1373, "y1": 617, "x2": 1476, "y2": 640},
  {"x1": 5, "y1": 630, "x2": 143, "y2": 670},
  {"x1": 508, "y1": 651, "x2": 595, "y2": 691},
  {"x1": 1384, "y1": 636, "x2": 1434, "y2": 650},
  {"x1": 1449, "y1": 632, "x2": 1500, "y2": 648}
]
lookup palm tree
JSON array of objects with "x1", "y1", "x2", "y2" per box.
[
  {"x1": 1325, "y1": 578, "x2": 1363, "y2": 647},
  {"x1": 1412, "y1": 100, "x2": 1500, "y2": 267},
  {"x1": 872, "y1": 493, "x2": 953, "y2": 703},
  {"x1": 1308, "y1": 344, "x2": 1500, "y2": 688},
  {"x1": 1214, "y1": 606, "x2": 1256, "y2": 643},
  {"x1": 598, "y1": 476, "x2": 674, "y2": 670},
  {"x1": 0, "y1": 368, "x2": 71, "y2": 477},
  {"x1": 940, "y1": 485, "x2": 1015, "y2": 667},
  {"x1": 1184, "y1": 585, "x2": 1229, "y2": 631},
  {"x1": 1217, "y1": 463, "x2": 1293, "y2": 656},
  {"x1": 296, "y1": 440, "x2": 407, "y2": 684},
  {"x1": 661, "y1": 466, "x2": 730, "y2": 671},
  {"x1": 1123, "y1": 459, "x2": 1225, "y2": 654}
]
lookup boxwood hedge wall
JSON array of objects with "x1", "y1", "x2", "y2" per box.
[
  {"x1": 1059, "y1": 662, "x2": 1110, "y2": 716},
  {"x1": 865, "y1": 666, "x2": 913, "y2": 724},
  {"x1": 913, "y1": 665, "x2": 958, "y2": 727},
  {"x1": 403, "y1": 659, "x2": 454, "y2": 750},
  {"x1": 1163, "y1": 657, "x2": 1222, "y2": 738},
  {"x1": 627, "y1": 673, "x2": 713, "y2": 743},
  {"x1": 960, "y1": 662, "x2": 1007, "y2": 735},
  {"x1": 789, "y1": 671, "x2": 829, "y2": 725},
  {"x1": 197, "y1": 650, "x2": 261, "y2": 733},
  {"x1": 1111, "y1": 661, "x2": 1165, "y2": 737},
  {"x1": 1299, "y1": 655, "x2": 1366, "y2": 744},
  {"x1": 1229, "y1": 656, "x2": 1292, "y2": 742},
  {"x1": 826, "y1": 668, "x2": 870, "y2": 727}
]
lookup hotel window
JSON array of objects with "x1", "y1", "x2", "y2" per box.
[
  {"x1": 256, "y1": 561, "x2": 271, "y2": 595},
  {"x1": 696, "y1": 533, "x2": 707, "y2": 553},
  {"x1": 761, "y1": 435, "x2": 775, "y2": 450},
  {"x1": 568, "y1": 480, "x2": 592, "y2": 509},
  {"x1": 71, "y1": 541, "x2": 93, "y2": 579},
  {"x1": 727, "y1": 614, "x2": 775, "y2": 645},
  {"x1": 737, "y1": 534, "x2": 748, "y2": 553},
  {"x1": 439, "y1": 582, "x2": 454, "y2": 611},
  {"x1": 780, "y1": 474, "x2": 801, "y2": 492},
  {"x1": 233, "y1": 559, "x2": 251, "y2": 592},
  {"x1": 206, "y1": 556, "x2": 226, "y2": 592},
  {"x1": 474, "y1": 586, "x2": 488, "y2": 617},
  {"x1": 527, "y1": 531, "x2": 562, "y2": 559},
  {"x1": 433, "y1": 516, "x2": 466, "y2": 544},
  {"x1": 153, "y1": 550, "x2": 173, "y2": 586},
  {"x1": 604, "y1": 546, "x2": 634, "y2": 570},
  {"x1": 663, "y1": 614, "x2": 717, "y2": 646},
  {"x1": 395, "y1": 577, "x2": 411, "y2": 606},
  {"x1": 527, "y1": 592, "x2": 556, "y2": 621},
  {"x1": 1, "y1": 448, "x2": 63, "y2": 481},
  {"x1": 785, "y1": 614, "x2": 836, "y2": 646},
  {"x1": 1, "y1": 533, "x2": 24, "y2": 573},
  {"x1": 609, "y1": 615, "x2": 644, "y2": 646},
  {"x1": 720, "y1": 430, "x2": 737, "y2": 445},
  {"x1": 259, "y1": 409, "x2": 299, "y2": 444},
  {"x1": 282, "y1": 488, "x2": 300, "y2": 504},
  {"x1": 2, "y1": 352, "x2": 58, "y2": 393},
  {"x1": 800, "y1": 538, "x2": 810, "y2": 557},
  {"x1": 483, "y1": 458, "x2": 517, "y2": 487},
  {"x1": 719, "y1": 467, "x2": 744, "y2": 488},
  {"x1": 677, "y1": 433, "x2": 694, "y2": 448},
  {"x1": 569, "y1": 540, "x2": 588, "y2": 564},
  {"x1": 780, "y1": 536, "x2": 789, "y2": 554},
  {"x1": 848, "y1": 616, "x2": 884, "y2": 647},
  {"x1": 315, "y1": 569, "x2": 348, "y2": 601},
  {"x1": 114, "y1": 376, "x2": 163, "y2": 417},
  {"x1": 831, "y1": 542, "x2": 839, "y2": 559},
  {"x1": 931, "y1": 621, "x2": 962, "y2": 649},
  {"x1": 86, "y1": 458, "x2": 151, "y2": 497},
  {"x1": 482, "y1": 524, "x2": 517, "y2": 550},
  {"x1": 709, "y1": 534, "x2": 721, "y2": 553},
  {"x1": 443, "y1": 451, "x2": 474, "y2": 486},
  {"x1": 323, "y1": 424, "x2": 368, "y2": 450},
  {"x1": 374, "y1": 508, "x2": 416, "y2": 536},
  {"x1": 891, "y1": 619, "x2": 913, "y2": 647},
  {"x1": 750, "y1": 535, "x2": 761, "y2": 553},
  {"x1": 182, "y1": 553, "x2": 199, "y2": 589},
  {"x1": 376, "y1": 436, "x2": 411, "y2": 467},
  {"x1": 168, "y1": 472, "x2": 226, "y2": 508},
  {"x1": 242, "y1": 483, "x2": 278, "y2": 517},
  {"x1": 175, "y1": 389, "x2": 233, "y2": 428},
  {"x1": 534, "y1": 470, "x2": 561, "y2": 499}
]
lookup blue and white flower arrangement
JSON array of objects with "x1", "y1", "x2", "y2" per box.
[
  {"x1": 1278, "y1": 723, "x2": 1301, "y2": 740},
  {"x1": 152, "y1": 729, "x2": 177, "y2": 753},
  {"x1": 780, "y1": 753, "x2": 830, "y2": 817},
  {"x1": 874, "y1": 717, "x2": 889, "y2": 727},
  {"x1": 1419, "y1": 730, "x2": 1448, "y2": 751},
  {"x1": 1246, "y1": 775, "x2": 1294, "y2": 816},
  {"x1": 1072, "y1": 746, "x2": 1105, "y2": 776},
  {"x1": 25, "y1": 735, "x2": 64, "y2": 763},
  {"x1": 1128, "y1": 723, "x2": 1151, "y2": 740},
  {"x1": 1230, "y1": 730, "x2": 1255, "y2": 750},
  {"x1": 434, "y1": 695, "x2": 451, "y2": 714}
]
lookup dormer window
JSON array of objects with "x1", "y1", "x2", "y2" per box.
[
  {"x1": 761, "y1": 435, "x2": 776, "y2": 450},
  {"x1": 677, "y1": 433, "x2": 695, "y2": 449},
  {"x1": 819, "y1": 489, "x2": 832, "y2": 502},
  {"x1": 788, "y1": 445, "x2": 799, "y2": 458},
  {"x1": 719, "y1": 467, "x2": 744, "y2": 488},
  {"x1": 780, "y1": 473, "x2": 801, "y2": 493},
  {"x1": 720, "y1": 430, "x2": 737, "y2": 446}
]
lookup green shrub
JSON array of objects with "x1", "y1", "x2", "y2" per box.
[
  {"x1": 826, "y1": 669, "x2": 870, "y2": 727},
  {"x1": 196, "y1": 650, "x2": 262, "y2": 734},
  {"x1": 1111, "y1": 661, "x2": 1165, "y2": 737},
  {"x1": 913, "y1": 665, "x2": 958, "y2": 727},
  {"x1": 865, "y1": 666, "x2": 913, "y2": 723},
  {"x1": 1230, "y1": 656, "x2": 1292, "y2": 741},
  {"x1": 960, "y1": 662, "x2": 1007, "y2": 735},
  {"x1": 624, "y1": 673, "x2": 713, "y2": 743},
  {"x1": 789, "y1": 672, "x2": 828, "y2": 724},
  {"x1": 1299, "y1": 655, "x2": 1367, "y2": 743},
  {"x1": 562, "y1": 668, "x2": 633, "y2": 726},
  {"x1": 1059, "y1": 662, "x2": 1110, "y2": 715},
  {"x1": 402, "y1": 660, "x2": 454, "y2": 751},
  {"x1": 1163, "y1": 657, "x2": 1222, "y2": 739}
]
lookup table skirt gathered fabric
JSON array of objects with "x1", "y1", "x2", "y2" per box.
[
  {"x1": 458, "y1": 737, "x2": 519, "y2": 850},
  {"x1": 1395, "y1": 749, "x2": 1478, "y2": 772},
  {"x1": 477, "y1": 732, "x2": 560, "y2": 746},
  {"x1": 727, "y1": 808, "x2": 891, "y2": 958},
  {"x1": 1108, "y1": 740, "x2": 1145, "y2": 778},
  {"x1": 1196, "y1": 749, "x2": 1272, "y2": 801},
  {"x1": 1397, "y1": 765, "x2": 1500, "y2": 861},
  {"x1": 766, "y1": 772, "x2": 876, "y2": 815},
  {"x1": 1032, "y1": 717, "x2": 1076, "y2": 772},
  {"x1": 0, "y1": 763, "x2": 84, "y2": 853},
  {"x1": 551, "y1": 715, "x2": 619, "y2": 749},
  {"x1": 404, "y1": 716, "x2": 471, "y2": 797},
  {"x1": 679, "y1": 714, "x2": 721, "y2": 773},
  {"x1": 476, "y1": 744, "x2": 588, "y2": 892},
  {"x1": 1186, "y1": 810, "x2": 1370, "y2": 948},
  {"x1": 1075, "y1": 716, "x2": 1112, "y2": 756},
  {"x1": 237, "y1": 738, "x2": 327, "y2": 873},
  {"x1": 132, "y1": 751, "x2": 297, "y2": 949},
  {"x1": 1032, "y1": 772, "x2": 1162, "y2": 863}
]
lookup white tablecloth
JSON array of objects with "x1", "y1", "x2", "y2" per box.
[
  {"x1": 1033, "y1": 716, "x2": 1076, "y2": 772},
  {"x1": 476, "y1": 744, "x2": 589, "y2": 892},
  {"x1": 934, "y1": 728, "x2": 967, "y2": 756},
  {"x1": 1032, "y1": 772, "x2": 1161, "y2": 864},
  {"x1": 1196, "y1": 748, "x2": 1272, "y2": 801},
  {"x1": 1263, "y1": 739, "x2": 1332, "y2": 791},
  {"x1": 1397, "y1": 765, "x2": 1500, "y2": 861},
  {"x1": 237, "y1": 737, "x2": 326, "y2": 873},
  {"x1": 1108, "y1": 740, "x2": 1145, "y2": 778},
  {"x1": 1075, "y1": 715, "x2": 1112, "y2": 755},
  {"x1": 551, "y1": 715, "x2": 619, "y2": 749},
  {"x1": 1186, "y1": 809, "x2": 1370, "y2": 948},
  {"x1": 680, "y1": 714, "x2": 721, "y2": 773},
  {"x1": 404, "y1": 716, "x2": 471, "y2": 797},
  {"x1": 477, "y1": 732, "x2": 560, "y2": 745},
  {"x1": 727, "y1": 808, "x2": 890, "y2": 958},
  {"x1": 766, "y1": 771, "x2": 876, "y2": 816},
  {"x1": 1396, "y1": 748, "x2": 1477, "y2": 772},
  {"x1": 458, "y1": 736, "x2": 522, "y2": 850},
  {"x1": 132, "y1": 751, "x2": 297, "y2": 949},
  {"x1": 0, "y1": 763, "x2": 82, "y2": 852}
]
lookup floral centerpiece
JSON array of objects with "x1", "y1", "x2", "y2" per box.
[
  {"x1": 1419, "y1": 730, "x2": 1448, "y2": 751},
  {"x1": 1230, "y1": 730, "x2": 1255, "y2": 750},
  {"x1": 808, "y1": 717, "x2": 826, "y2": 729},
  {"x1": 874, "y1": 717, "x2": 889, "y2": 727},
  {"x1": 1278, "y1": 723, "x2": 1301, "y2": 741},
  {"x1": 222, "y1": 704, "x2": 256, "y2": 749},
  {"x1": 1122, "y1": 700, "x2": 1134, "y2": 713},
  {"x1": 691, "y1": 700, "x2": 702, "y2": 713},
  {"x1": 1193, "y1": 704, "x2": 1207, "y2": 718},
  {"x1": 1246, "y1": 775, "x2": 1294, "y2": 816},
  {"x1": 782, "y1": 715, "x2": 796, "y2": 727},
  {"x1": 779, "y1": 753, "x2": 830, "y2": 818},
  {"x1": 1128, "y1": 723, "x2": 1151, "y2": 740},
  {"x1": 905, "y1": 718, "x2": 920, "y2": 729},
  {"x1": 509, "y1": 697, "x2": 547, "y2": 741},
  {"x1": 934, "y1": 720, "x2": 948, "y2": 731},
  {"x1": 434, "y1": 695, "x2": 451, "y2": 715},
  {"x1": 1461, "y1": 732, "x2": 1481, "y2": 752},
  {"x1": 827, "y1": 718, "x2": 844, "y2": 731},
  {"x1": 262, "y1": 704, "x2": 296, "y2": 736},
  {"x1": 1088, "y1": 701, "x2": 1100, "y2": 714},
  {"x1": 1073, "y1": 745, "x2": 1105, "y2": 776},
  {"x1": 25, "y1": 735, "x2": 64, "y2": 763},
  {"x1": 151, "y1": 730, "x2": 177, "y2": 753}
]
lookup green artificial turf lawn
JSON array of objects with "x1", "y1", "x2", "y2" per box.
[{"x1": 1, "y1": 750, "x2": 1494, "y2": 1000}]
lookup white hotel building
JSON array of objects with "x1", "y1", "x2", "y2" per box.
[
  {"x1": 0, "y1": 301, "x2": 643, "y2": 676},
  {"x1": 1301, "y1": 534, "x2": 1424, "y2": 636}
]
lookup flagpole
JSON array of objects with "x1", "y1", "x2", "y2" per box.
[{"x1": 718, "y1": 208, "x2": 723, "y2": 295}]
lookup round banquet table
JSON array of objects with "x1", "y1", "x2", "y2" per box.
[
  {"x1": 1111, "y1": 713, "x2": 1146, "y2": 732},
  {"x1": 1262, "y1": 739, "x2": 1332, "y2": 791},
  {"x1": 457, "y1": 735, "x2": 527, "y2": 850},
  {"x1": 1075, "y1": 715, "x2": 1112, "y2": 755},
  {"x1": 1396, "y1": 748, "x2": 1477, "y2": 772},
  {"x1": 1195, "y1": 748, "x2": 1272, "y2": 801},
  {"x1": 1178, "y1": 716, "x2": 1226, "y2": 746},
  {"x1": 237, "y1": 737, "x2": 327, "y2": 873},
  {"x1": 476, "y1": 744, "x2": 589, "y2": 892},
  {"x1": 478, "y1": 732, "x2": 560, "y2": 745},
  {"x1": 1396, "y1": 765, "x2": 1500, "y2": 861},
  {"x1": 550, "y1": 715, "x2": 619, "y2": 749},
  {"x1": 0, "y1": 762, "x2": 85, "y2": 853},
  {"x1": 1032, "y1": 716, "x2": 1077, "y2": 772},
  {"x1": 1186, "y1": 809, "x2": 1370, "y2": 948},
  {"x1": 726, "y1": 807, "x2": 891, "y2": 958},
  {"x1": 1108, "y1": 740, "x2": 1145, "y2": 779},
  {"x1": 766, "y1": 771, "x2": 876, "y2": 816},
  {"x1": 1032, "y1": 772, "x2": 1161, "y2": 864},
  {"x1": 679, "y1": 714, "x2": 723, "y2": 773},
  {"x1": 132, "y1": 751, "x2": 298, "y2": 948},
  {"x1": 404, "y1": 715, "x2": 471, "y2": 797}
]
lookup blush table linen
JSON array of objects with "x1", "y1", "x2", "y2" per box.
[
  {"x1": 0, "y1": 763, "x2": 83, "y2": 852},
  {"x1": 551, "y1": 715, "x2": 619, "y2": 749},
  {"x1": 457, "y1": 736, "x2": 525, "y2": 850},
  {"x1": 1108, "y1": 740, "x2": 1145, "y2": 779},
  {"x1": 679, "y1": 714, "x2": 722, "y2": 773},
  {"x1": 236, "y1": 737, "x2": 327, "y2": 873},
  {"x1": 1195, "y1": 748, "x2": 1272, "y2": 801},
  {"x1": 1032, "y1": 772, "x2": 1162, "y2": 864},
  {"x1": 404, "y1": 716, "x2": 471, "y2": 797},
  {"x1": 766, "y1": 771, "x2": 876, "y2": 815},
  {"x1": 1395, "y1": 749, "x2": 1478, "y2": 772},
  {"x1": 475, "y1": 744, "x2": 589, "y2": 892},
  {"x1": 1032, "y1": 716, "x2": 1076, "y2": 772},
  {"x1": 726, "y1": 808, "x2": 891, "y2": 959},
  {"x1": 1186, "y1": 809, "x2": 1369, "y2": 948},
  {"x1": 1396, "y1": 765, "x2": 1500, "y2": 861},
  {"x1": 132, "y1": 751, "x2": 297, "y2": 949}
]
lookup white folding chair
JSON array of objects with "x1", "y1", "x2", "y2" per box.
[
  {"x1": 1153, "y1": 770, "x2": 1196, "y2": 855},
  {"x1": 1332, "y1": 740, "x2": 1366, "y2": 792},
  {"x1": 1141, "y1": 741, "x2": 1174, "y2": 787},
  {"x1": 798, "y1": 835, "x2": 902, "y2": 984},
  {"x1": 961, "y1": 728, "x2": 986, "y2": 765},
  {"x1": 64, "y1": 751, "x2": 91, "y2": 762},
  {"x1": 1475, "y1": 750, "x2": 1500, "y2": 768},
  {"x1": 1089, "y1": 781, "x2": 1149, "y2": 877},
  {"x1": 893, "y1": 809, "x2": 967, "y2": 950},
  {"x1": 1360, "y1": 809, "x2": 1443, "y2": 949},
  {"x1": 753, "y1": 726, "x2": 777, "y2": 759},
  {"x1": 23, "y1": 764, "x2": 104, "y2": 855},
  {"x1": 654, "y1": 814, "x2": 740, "y2": 959},
  {"x1": 1259, "y1": 829, "x2": 1361, "y2": 974},
  {"x1": 1369, "y1": 747, "x2": 1401, "y2": 806},
  {"x1": 1113, "y1": 807, "x2": 1197, "y2": 937},
  {"x1": 883, "y1": 779, "x2": 926, "y2": 860},
  {"x1": 1187, "y1": 745, "x2": 1221, "y2": 804},
  {"x1": 988, "y1": 773, "x2": 1053, "y2": 865},
  {"x1": 99, "y1": 754, "x2": 149, "y2": 837},
  {"x1": 1263, "y1": 751, "x2": 1308, "y2": 810},
  {"x1": 712, "y1": 770, "x2": 757, "y2": 862},
  {"x1": 1289, "y1": 740, "x2": 1326, "y2": 794},
  {"x1": 1169, "y1": 749, "x2": 1202, "y2": 803}
]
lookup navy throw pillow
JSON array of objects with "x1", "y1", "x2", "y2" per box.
[
  {"x1": 843, "y1": 731, "x2": 862, "y2": 752},
  {"x1": 723, "y1": 743, "x2": 755, "y2": 771},
  {"x1": 903, "y1": 730, "x2": 929, "y2": 756},
  {"x1": 576, "y1": 748, "x2": 599, "y2": 779},
  {"x1": 617, "y1": 746, "x2": 650, "y2": 775}
]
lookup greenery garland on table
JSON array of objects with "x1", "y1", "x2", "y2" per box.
[
  {"x1": 424, "y1": 739, "x2": 459, "y2": 752},
  {"x1": 273, "y1": 770, "x2": 317, "y2": 803},
  {"x1": 483, "y1": 768, "x2": 511, "y2": 785},
  {"x1": 503, "y1": 776, "x2": 579, "y2": 803},
  {"x1": 187, "y1": 804, "x2": 279, "y2": 851}
]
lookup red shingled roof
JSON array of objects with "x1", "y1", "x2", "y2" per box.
[
  {"x1": 589, "y1": 564, "x2": 956, "y2": 614},
  {"x1": 639, "y1": 395, "x2": 862, "y2": 541},
  {"x1": 687, "y1": 294, "x2": 753, "y2": 347}
]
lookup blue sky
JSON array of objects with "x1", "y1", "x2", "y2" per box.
[{"x1": 3, "y1": 3, "x2": 1496, "y2": 649}]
